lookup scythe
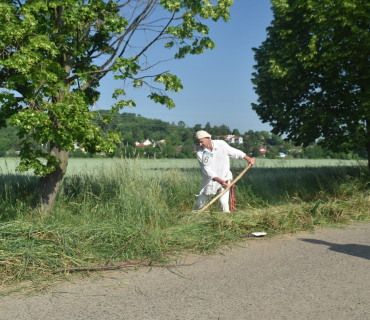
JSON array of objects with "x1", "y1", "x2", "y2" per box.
[{"x1": 195, "y1": 163, "x2": 253, "y2": 213}]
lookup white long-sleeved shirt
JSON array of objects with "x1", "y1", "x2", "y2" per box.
[{"x1": 197, "y1": 140, "x2": 246, "y2": 195}]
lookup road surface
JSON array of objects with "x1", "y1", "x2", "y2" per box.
[{"x1": 1, "y1": 223, "x2": 370, "y2": 319}]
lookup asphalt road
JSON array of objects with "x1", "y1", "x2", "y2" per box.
[{"x1": 1, "y1": 223, "x2": 370, "y2": 320}]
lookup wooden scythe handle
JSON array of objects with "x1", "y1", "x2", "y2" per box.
[{"x1": 197, "y1": 163, "x2": 253, "y2": 213}]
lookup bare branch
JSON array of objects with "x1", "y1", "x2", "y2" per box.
[
  {"x1": 53, "y1": 258, "x2": 201, "y2": 273},
  {"x1": 102, "y1": 0, "x2": 155, "y2": 69},
  {"x1": 79, "y1": 1, "x2": 157, "y2": 90},
  {"x1": 141, "y1": 58, "x2": 174, "y2": 72},
  {"x1": 115, "y1": 0, "x2": 132, "y2": 10},
  {"x1": 145, "y1": 15, "x2": 183, "y2": 25},
  {"x1": 133, "y1": 13, "x2": 175, "y2": 61},
  {"x1": 76, "y1": 1, "x2": 178, "y2": 90},
  {"x1": 128, "y1": 70, "x2": 170, "y2": 80}
]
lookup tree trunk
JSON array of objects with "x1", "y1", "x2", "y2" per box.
[
  {"x1": 35, "y1": 141, "x2": 69, "y2": 213},
  {"x1": 366, "y1": 118, "x2": 370, "y2": 174},
  {"x1": 366, "y1": 141, "x2": 370, "y2": 174}
]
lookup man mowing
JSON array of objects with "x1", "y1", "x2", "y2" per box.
[{"x1": 194, "y1": 130, "x2": 255, "y2": 212}]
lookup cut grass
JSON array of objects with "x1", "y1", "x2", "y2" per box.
[
  {"x1": 1, "y1": 193, "x2": 369, "y2": 295},
  {"x1": 0, "y1": 159, "x2": 370, "y2": 294}
]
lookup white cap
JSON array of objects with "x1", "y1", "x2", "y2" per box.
[{"x1": 195, "y1": 130, "x2": 211, "y2": 140}]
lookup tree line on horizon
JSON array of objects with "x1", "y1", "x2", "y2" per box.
[{"x1": 0, "y1": 111, "x2": 366, "y2": 160}]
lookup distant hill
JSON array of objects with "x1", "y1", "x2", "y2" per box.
[{"x1": 0, "y1": 111, "x2": 365, "y2": 160}]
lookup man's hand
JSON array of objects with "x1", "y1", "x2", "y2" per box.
[
  {"x1": 213, "y1": 177, "x2": 229, "y2": 189},
  {"x1": 244, "y1": 155, "x2": 255, "y2": 166},
  {"x1": 221, "y1": 181, "x2": 229, "y2": 189}
]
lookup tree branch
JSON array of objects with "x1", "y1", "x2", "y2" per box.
[
  {"x1": 133, "y1": 13, "x2": 175, "y2": 61},
  {"x1": 79, "y1": 1, "x2": 156, "y2": 90},
  {"x1": 141, "y1": 58, "x2": 174, "y2": 72}
]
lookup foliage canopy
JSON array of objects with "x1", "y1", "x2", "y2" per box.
[
  {"x1": 251, "y1": 0, "x2": 370, "y2": 164},
  {"x1": 0, "y1": 0, "x2": 233, "y2": 175}
]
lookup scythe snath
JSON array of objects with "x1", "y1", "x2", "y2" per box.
[{"x1": 195, "y1": 163, "x2": 253, "y2": 213}]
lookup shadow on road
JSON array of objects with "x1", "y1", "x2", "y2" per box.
[{"x1": 300, "y1": 239, "x2": 370, "y2": 261}]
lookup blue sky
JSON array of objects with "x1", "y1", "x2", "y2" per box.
[{"x1": 96, "y1": 0, "x2": 274, "y2": 134}]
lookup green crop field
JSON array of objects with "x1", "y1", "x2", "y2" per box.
[{"x1": 0, "y1": 157, "x2": 367, "y2": 177}]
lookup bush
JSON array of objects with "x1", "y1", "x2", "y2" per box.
[{"x1": 179, "y1": 146, "x2": 196, "y2": 158}]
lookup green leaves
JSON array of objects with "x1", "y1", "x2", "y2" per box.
[
  {"x1": 0, "y1": 0, "x2": 234, "y2": 178},
  {"x1": 111, "y1": 99, "x2": 136, "y2": 113},
  {"x1": 112, "y1": 88, "x2": 126, "y2": 100},
  {"x1": 113, "y1": 58, "x2": 141, "y2": 78},
  {"x1": 252, "y1": 0, "x2": 370, "y2": 156},
  {"x1": 163, "y1": 0, "x2": 230, "y2": 59},
  {"x1": 154, "y1": 74, "x2": 183, "y2": 93},
  {"x1": 160, "y1": 0, "x2": 183, "y2": 13},
  {"x1": 148, "y1": 93, "x2": 175, "y2": 110}
]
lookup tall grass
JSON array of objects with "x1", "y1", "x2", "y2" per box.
[
  {"x1": 0, "y1": 158, "x2": 369, "y2": 292},
  {"x1": 238, "y1": 165, "x2": 366, "y2": 204}
]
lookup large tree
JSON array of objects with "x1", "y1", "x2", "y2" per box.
[
  {"x1": 0, "y1": 0, "x2": 233, "y2": 212},
  {"x1": 251, "y1": 0, "x2": 370, "y2": 169}
]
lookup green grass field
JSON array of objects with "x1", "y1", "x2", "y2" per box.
[
  {"x1": 0, "y1": 157, "x2": 367, "y2": 176},
  {"x1": 1, "y1": 156, "x2": 369, "y2": 293}
]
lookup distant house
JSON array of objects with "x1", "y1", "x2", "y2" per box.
[
  {"x1": 259, "y1": 147, "x2": 266, "y2": 157},
  {"x1": 233, "y1": 136, "x2": 243, "y2": 144},
  {"x1": 135, "y1": 139, "x2": 152, "y2": 147},
  {"x1": 73, "y1": 140, "x2": 86, "y2": 153},
  {"x1": 174, "y1": 146, "x2": 183, "y2": 153},
  {"x1": 143, "y1": 139, "x2": 152, "y2": 146},
  {"x1": 215, "y1": 135, "x2": 243, "y2": 144},
  {"x1": 279, "y1": 152, "x2": 286, "y2": 158},
  {"x1": 136, "y1": 143, "x2": 146, "y2": 148}
]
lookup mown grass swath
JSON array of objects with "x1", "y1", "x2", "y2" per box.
[{"x1": 0, "y1": 158, "x2": 369, "y2": 293}]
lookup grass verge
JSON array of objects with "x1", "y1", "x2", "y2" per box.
[{"x1": 0, "y1": 159, "x2": 370, "y2": 294}]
